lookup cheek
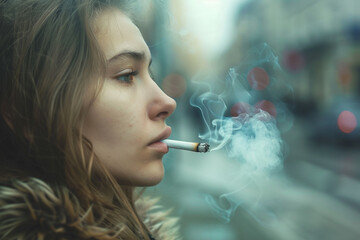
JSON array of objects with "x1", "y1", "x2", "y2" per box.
[
  {"x1": 83, "y1": 84, "x2": 137, "y2": 146},
  {"x1": 85, "y1": 106, "x2": 126, "y2": 143}
]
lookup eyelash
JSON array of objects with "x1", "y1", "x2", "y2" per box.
[{"x1": 115, "y1": 70, "x2": 138, "y2": 83}]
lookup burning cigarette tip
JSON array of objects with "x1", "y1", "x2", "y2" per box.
[{"x1": 197, "y1": 143, "x2": 210, "y2": 153}]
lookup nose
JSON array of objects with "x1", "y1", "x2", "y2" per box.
[{"x1": 148, "y1": 80, "x2": 176, "y2": 120}]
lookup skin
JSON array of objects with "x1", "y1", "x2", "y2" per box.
[{"x1": 83, "y1": 8, "x2": 176, "y2": 186}]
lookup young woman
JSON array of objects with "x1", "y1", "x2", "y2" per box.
[{"x1": 0, "y1": 0, "x2": 178, "y2": 239}]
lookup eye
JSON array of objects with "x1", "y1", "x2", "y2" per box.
[{"x1": 114, "y1": 69, "x2": 138, "y2": 83}]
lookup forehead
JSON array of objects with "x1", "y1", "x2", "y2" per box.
[{"x1": 93, "y1": 8, "x2": 150, "y2": 60}]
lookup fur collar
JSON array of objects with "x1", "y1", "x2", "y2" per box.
[{"x1": 0, "y1": 178, "x2": 180, "y2": 239}]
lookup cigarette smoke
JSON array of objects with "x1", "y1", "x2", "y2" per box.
[{"x1": 190, "y1": 43, "x2": 292, "y2": 223}]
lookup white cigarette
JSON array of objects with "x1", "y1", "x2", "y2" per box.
[{"x1": 162, "y1": 139, "x2": 210, "y2": 153}]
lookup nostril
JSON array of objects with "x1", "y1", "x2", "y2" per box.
[{"x1": 156, "y1": 111, "x2": 169, "y2": 119}]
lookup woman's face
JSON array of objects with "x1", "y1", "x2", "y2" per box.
[{"x1": 83, "y1": 9, "x2": 176, "y2": 186}]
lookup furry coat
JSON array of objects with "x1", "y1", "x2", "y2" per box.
[{"x1": 0, "y1": 178, "x2": 180, "y2": 240}]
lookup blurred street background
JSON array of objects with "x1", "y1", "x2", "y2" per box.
[{"x1": 132, "y1": 0, "x2": 360, "y2": 239}]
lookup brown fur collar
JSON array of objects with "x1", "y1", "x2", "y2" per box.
[{"x1": 0, "y1": 178, "x2": 180, "y2": 239}]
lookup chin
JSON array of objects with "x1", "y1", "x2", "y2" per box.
[
  {"x1": 140, "y1": 168, "x2": 165, "y2": 186},
  {"x1": 115, "y1": 175, "x2": 164, "y2": 186},
  {"x1": 140, "y1": 178, "x2": 163, "y2": 186},
  {"x1": 117, "y1": 162, "x2": 165, "y2": 186}
]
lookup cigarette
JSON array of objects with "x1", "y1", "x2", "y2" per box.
[{"x1": 162, "y1": 139, "x2": 210, "y2": 153}]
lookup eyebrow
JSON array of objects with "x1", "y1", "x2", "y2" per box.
[
  {"x1": 108, "y1": 50, "x2": 146, "y2": 63},
  {"x1": 108, "y1": 50, "x2": 153, "y2": 71}
]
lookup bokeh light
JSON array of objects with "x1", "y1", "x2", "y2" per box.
[
  {"x1": 247, "y1": 67, "x2": 270, "y2": 91},
  {"x1": 255, "y1": 100, "x2": 277, "y2": 118},
  {"x1": 282, "y1": 50, "x2": 305, "y2": 72},
  {"x1": 337, "y1": 110, "x2": 357, "y2": 133},
  {"x1": 338, "y1": 63, "x2": 352, "y2": 87},
  {"x1": 230, "y1": 102, "x2": 252, "y2": 117},
  {"x1": 162, "y1": 73, "x2": 187, "y2": 98}
]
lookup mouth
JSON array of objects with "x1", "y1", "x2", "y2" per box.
[{"x1": 148, "y1": 127, "x2": 172, "y2": 153}]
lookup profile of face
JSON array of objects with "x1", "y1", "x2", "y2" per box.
[{"x1": 83, "y1": 8, "x2": 176, "y2": 186}]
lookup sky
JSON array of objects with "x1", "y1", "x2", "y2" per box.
[{"x1": 181, "y1": 0, "x2": 248, "y2": 59}]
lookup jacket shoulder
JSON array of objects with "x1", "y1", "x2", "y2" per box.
[
  {"x1": 0, "y1": 177, "x2": 182, "y2": 240},
  {"x1": 136, "y1": 197, "x2": 181, "y2": 240},
  {"x1": 0, "y1": 178, "x2": 111, "y2": 240}
]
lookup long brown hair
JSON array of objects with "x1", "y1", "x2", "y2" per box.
[{"x1": 0, "y1": 0, "x2": 150, "y2": 238}]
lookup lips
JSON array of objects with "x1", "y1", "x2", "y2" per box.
[{"x1": 148, "y1": 127, "x2": 172, "y2": 153}]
